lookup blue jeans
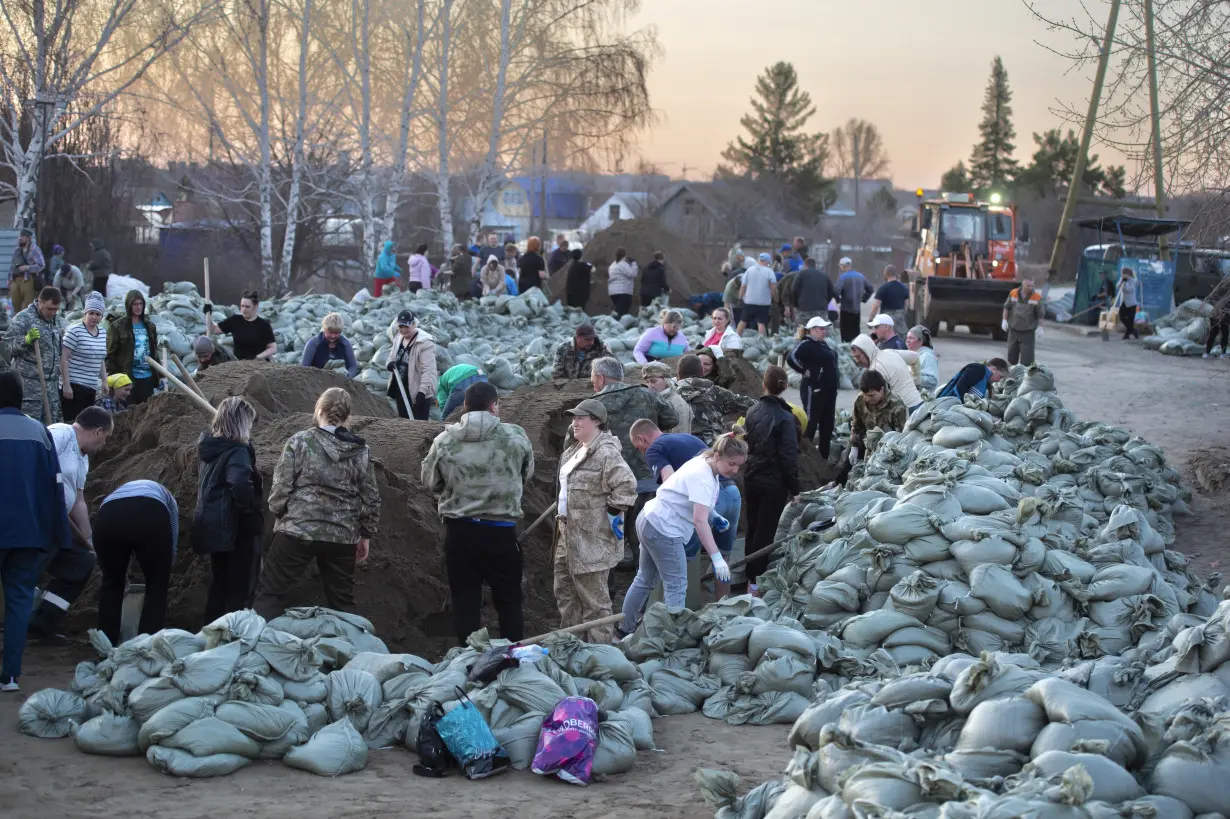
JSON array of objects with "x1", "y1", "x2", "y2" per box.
[
  {"x1": 622, "y1": 516, "x2": 688, "y2": 633},
  {"x1": 2, "y1": 548, "x2": 47, "y2": 680},
  {"x1": 441, "y1": 374, "x2": 489, "y2": 418},
  {"x1": 684, "y1": 483, "x2": 741, "y2": 558}
]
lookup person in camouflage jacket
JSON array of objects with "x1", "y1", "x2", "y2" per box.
[
  {"x1": 849, "y1": 369, "x2": 908, "y2": 458},
  {"x1": 255, "y1": 388, "x2": 380, "y2": 619},
  {"x1": 2, "y1": 287, "x2": 64, "y2": 423},
  {"x1": 552, "y1": 323, "x2": 610, "y2": 380},
  {"x1": 588, "y1": 356, "x2": 677, "y2": 481},
  {"x1": 421, "y1": 381, "x2": 535, "y2": 644},
  {"x1": 675, "y1": 354, "x2": 754, "y2": 445}
]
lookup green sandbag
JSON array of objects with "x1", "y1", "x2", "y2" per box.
[
  {"x1": 18, "y1": 689, "x2": 87, "y2": 738},
  {"x1": 147, "y1": 745, "x2": 251, "y2": 777},
  {"x1": 283, "y1": 718, "x2": 369, "y2": 777},
  {"x1": 73, "y1": 713, "x2": 141, "y2": 757}
]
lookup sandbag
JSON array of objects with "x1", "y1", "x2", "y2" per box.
[
  {"x1": 1025, "y1": 750, "x2": 1144, "y2": 803},
  {"x1": 138, "y1": 697, "x2": 218, "y2": 751},
  {"x1": 281, "y1": 671, "x2": 329, "y2": 704},
  {"x1": 146, "y1": 745, "x2": 251, "y2": 777},
  {"x1": 283, "y1": 718, "x2": 369, "y2": 776},
  {"x1": 956, "y1": 696, "x2": 1046, "y2": 754},
  {"x1": 492, "y1": 710, "x2": 547, "y2": 770},
  {"x1": 1150, "y1": 737, "x2": 1230, "y2": 815},
  {"x1": 649, "y1": 669, "x2": 721, "y2": 716},
  {"x1": 163, "y1": 640, "x2": 242, "y2": 696},
  {"x1": 344, "y1": 651, "x2": 432, "y2": 683},
  {"x1": 950, "y1": 657, "x2": 1044, "y2": 716},
  {"x1": 325, "y1": 668, "x2": 383, "y2": 733},
  {"x1": 254, "y1": 628, "x2": 323, "y2": 681},
  {"x1": 72, "y1": 712, "x2": 141, "y2": 756},
  {"x1": 967, "y1": 564, "x2": 1032, "y2": 620},
  {"x1": 933, "y1": 426, "x2": 984, "y2": 449},
  {"x1": 590, "y1": 717, "x2": 637, "y2": 776},
  {"x1": 888, "y1": 571, "x2": 941, "y2": 621},
  {"x1": 787, "y1": 689, "x2": 873, "y2": 751},
  {"x1": 161, "y1": 716, "x2": 262, "y2": 759},
  {"x1": 866, "y1": 504, "x2": 943, "y2": 544},
  {"x1": 737, "y1": 654, "x2": 815, "y2": 698},
  {"x1": 18, "y1": 689, "x2": 87, "y2": 738},
  {"x1": 200, "y1": 610, "x2": 266, "y2": 650},
  {"x1": 837, "y1": 703, "x2": 920, "y2": 750},
  {"x1": 747, "y1": 621, "x2": 816, "y2": 665},
  {"x1": 610, "y1": 708, "x2": 654, "y2": 751}
]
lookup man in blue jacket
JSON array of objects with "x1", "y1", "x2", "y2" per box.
[
  {"x1": 835, "y1": 257, "x2": 874, "y2": 343},
  {"x1": 0, "y1": 370, "x2": 72, "y2": 691}
]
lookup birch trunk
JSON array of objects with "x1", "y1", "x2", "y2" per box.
[
  {"x1": 381, "y1": 0, "x2": 430, "y2": 249},
  {"x1": 274, "y1": 0, "x2": 313, "y2": 295},
  {"x1": 353, "y1": 0, "x2": 377, "y2": 272},
  {"x1": 434, "y1": 0, "x2": 454, "y2": 249},
  {"x1": 256, "y1": 0, "x2": 276, "y2": 289},
  {"x1": 466, "y1": 0, "x2": 516, "y2": 244}
]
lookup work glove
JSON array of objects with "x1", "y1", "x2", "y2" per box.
[
  {"x1": 710, "y1": 514, "x2": 730, "y2": 534},
  {"x1": 203, "y1": 303, "x2": 213, "y2": 314},
  {"x1": 1035, "y1": 326, "x2": 1044, "y2": 340},
  {"x1": 607, "y1": 512, "x2": 625, "y2": 541},
  {"x1": 1001, "y1": 319, "x2": 1009, "y2": 332},
  {"x1": 848, "y1": 447, "x2": 860, "y2": 466},
  {"x1": 386, "y1": 358, "x2": 397, "y2": 372},
  {"x1": 414, "y1": 392, "x2": 428, "y2": 415},
  {"x1": 710, "y1": 553, "x2": 731, "y2": 583},
  {"x1": 24, "y1": 327, "x2": 40, "y2": 345}
]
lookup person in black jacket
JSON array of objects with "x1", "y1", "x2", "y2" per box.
[
  {"x1": 640, "y1": 251, "x2": 669, "y2": 307},
  {"x1": 786, "y1": 316, "x2": 839, "y2": 457},
  {"x1": 193, "y1": 396, "x2": 264, "y2": 624},
  {"x1": 741, "y1": 365, "x2": 800, "y2": 591},
  {"x1": 791, "y1": 257, "x2": 835, "y2": 327},
  {"x1": 564, "y1": 248, "x2": 592, "y2": 310}
]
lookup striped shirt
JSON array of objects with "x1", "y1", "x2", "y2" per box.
[
  {"x1": 102, "y1": 480, "x2": 180, "y2": 558},
  {"x1": 63, "y1": 323, "x2": 107, "y2": 389}
]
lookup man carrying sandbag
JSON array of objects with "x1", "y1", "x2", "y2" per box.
[{"x1": 422, "y1": 381, "x2": 534, "y2": 645}]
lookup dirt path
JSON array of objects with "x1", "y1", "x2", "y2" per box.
[{"x1": 4, "y1": 326, "x2": 1228, "y2": 818}]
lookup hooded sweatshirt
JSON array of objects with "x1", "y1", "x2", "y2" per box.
[
  {"x1": 421, "y1": 411, "x2": 535, "y2": 522},
  {"x1": 851, "y1": 334, "x2": 923, "y2": 409},
  {"x1": 374, "y1": 241, "x2": 402, "y2": 280},
  {"x1": 268, "y1": 426, "x2": 381, "y2": 544},
  {"x1": 407, "y1": 251, "x2": 432, "y2": 289}
]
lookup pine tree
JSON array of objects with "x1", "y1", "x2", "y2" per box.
[
  {"x1": 968, "y1": 57, "x2": 1018, "y2": 190},
  {"x1": 720, "y1": 62, "x2": 833, "y2": 212},
  {"x1": 940, "y1": 161, "x2": 971, "y2": 192}
]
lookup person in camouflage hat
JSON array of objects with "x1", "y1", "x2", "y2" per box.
[
  {"x1": 674, "y1": 353, "x2": 754, "y2": 446},
  {"x1": 552, "y1": 323, "x2": 610, "y2": 380},
  {"x1": 588, "y1": 356, "x2": 677, "y2": 481},
  {"x1": 2, "y1": 286, "x2": 64, "y2": 423},
  {"x1": 255, "y1": 388, "x2": 381, "y2": 619},
  {"x1": 421, "y1": 380, "x2": 535, "y2": 644}
]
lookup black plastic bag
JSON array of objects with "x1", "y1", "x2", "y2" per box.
[
  {"x1": 466, "y1": 646, "x2": 518, "y2": 685},
  {"x1": 412, "y1": 703, "x2": 455, "y2": 778}
]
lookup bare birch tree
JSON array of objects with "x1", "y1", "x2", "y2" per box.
[{"x1": 0, "y1": 0, "x2": 219, "y2": 229}]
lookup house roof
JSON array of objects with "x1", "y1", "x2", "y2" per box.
[
  {"x1": 657, "y1": 181, "x2": 814, "y2": 241},
  {"x1": 511, "y1": 176, "x2": 589, "y2": 221}
]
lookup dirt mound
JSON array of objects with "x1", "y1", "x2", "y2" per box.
[
  {"x1": 551, "y1": 219, "x2": 722, "y2": 314},
  {"x1": 1190, "y1": 448, "x2": 1230, "y2": 495},
  {"x1": 194, "y1": 360, "x2": 395, "y2": 419}
]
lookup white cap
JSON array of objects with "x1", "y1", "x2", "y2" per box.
[
  {"x1": 839, "y1": 256, "x2": 853, "y2": 266},
  {"x1": 867, "y1": 313, "x2": 895, "y2": 328},
  {"x1": 805, "y1": 316, "x2": 832, "y2": 329}
]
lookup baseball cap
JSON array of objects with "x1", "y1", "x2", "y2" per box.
[
  {"x1": 779, "y1": 243, "x2": 791, "y2": 252},
  {"x1": 396, "y1": 309, "x2": 417, "y2": 327},
  {"x1": 641, "y1": 361, "x2": 671, "y2": 379},
  {"x1": 566, "y1": 398, "x2": 608, "y2": 423},
  {"x1": 839, "y1": 256, "x2": 852, "y2": 266},
  {"x1": 805, "y1": 316, "x2": 833, "y2": 329},
  {"x1": 574, "y1": 323, "x2": 596, "y2": 339},
  {"x1": 19, "y1": 228, "x2": 33, "y2": 237},
  {"x1": 758, "y1": 252, "x2": 772, "y2": 264},
  {"x1": 867, "y1": 313, "x2": 895, "y2": 328}
]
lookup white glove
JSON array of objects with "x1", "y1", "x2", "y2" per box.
[
  {"x1": 1035, "y1": 326, "x2": 1044, "y2": 340},
  {"x1": 1001, "y1": 319, "x2": 1009, "y2": 332},
  {"x1": 710, "y1": 553, "x2": 731, "y2": 583},
  {"x1": 848, "y1": 447, "x2": 860, "y2": 466}
]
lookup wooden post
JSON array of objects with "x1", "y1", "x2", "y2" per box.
[
  {"x1": 143, "y1": 356, "x2": 217, "y2": 419},
  {"x1": 203, "y1": 258, "x2": 213, "y2": 337},
  {"x1": 31, "y1": 342, "x2": 53, "y2": 424},
  {"x1": 169, "y1": 353, "x2": 207, "y2": 399},
  {"x1": 518, "y1": 503, "x2": 558, "y2": 544},
  {"x1": 519, "y1": 613, "x2": 625, "y2": 645}
]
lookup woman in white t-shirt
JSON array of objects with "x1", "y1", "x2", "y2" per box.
[{"x1": 620, "y1": 432, "x2": 747, "y2": 635}]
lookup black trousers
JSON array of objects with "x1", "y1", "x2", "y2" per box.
[
  {"x1": 130, "y1": 375, "x2": 158, "y2": 406},
  {"x1": 93, "y1": 497, "x2": 174, "y2": 644},
  {"x1": 839, "y1": 311, "x2": 861, "y2": 343},
  {"x1": 1207, "y1": 318, "x2": 1229, "y2": 354},
  {"x1": 390, "y1": 381, "x2": 431, "y2": 420},
  {"x1": 444, "y1": 519, "x2": 523, "y2": 645},
  {"x1": 611, "y1": 294, "x2": 633, "y2": 317},
  {"x1": 203, "y1": 535, "x2": 262, "y2": 625},
  {"x1": 800, "y1": 380, "x2": 837, "y2": 458},
  {"x1": 744, "y1": 485, "x2": 790, "y2": 584},
  {"x1": 1119, "y1": 304, "x2": 1139, "y2": 339},
  {"x1": 254, "y1": 532, "x2": 356, "y2": 620},
  {"x1": 29, "y1": 537, "x2": 97, "y2": 637},
  {"x1": 62, "y1": 384, "x2": 97, "y2": 423}
]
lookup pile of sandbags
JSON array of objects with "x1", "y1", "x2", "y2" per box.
[
  {"x1": 20, "y1": 608, "x2": 662, "y2": 780},
  {"x1": 1143, "y1": 297, "x2": 1216, "y2": 357}
]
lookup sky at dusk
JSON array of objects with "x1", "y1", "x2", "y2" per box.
[{"x1": 628, "y1": 0, "x2": 1125, "y2": 188}]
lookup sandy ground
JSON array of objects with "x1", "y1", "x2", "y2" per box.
[{"x1": 4, "y1": 326, "x2": 1230, "y2": 819}]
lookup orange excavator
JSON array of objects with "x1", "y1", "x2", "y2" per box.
[{"x1": 905, "y1": 191, "x2": 1027, "y2": 340}]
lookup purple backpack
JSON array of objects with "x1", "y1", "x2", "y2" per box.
[{"x1": 531, "y1": 696, "x2": 600, "y2": 786}]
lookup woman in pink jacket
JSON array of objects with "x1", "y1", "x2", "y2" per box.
[{"x1": 407, "y1": 244, "x2": 433, "y2": 292}]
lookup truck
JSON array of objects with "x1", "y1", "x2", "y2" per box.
[{"x1": 905, "y1": 192, "x2": 1027, "y2": 340}]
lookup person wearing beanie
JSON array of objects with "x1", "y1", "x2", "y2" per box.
[
  {"x1": 194, "y1": 335, "x2": 234, "y2": 372},
  {"x1": 60, "y1": 291, "x2": 109, "y2": 422},
  {"x1": 96, "y1": 373, "x2": 133, "y2": 413}
]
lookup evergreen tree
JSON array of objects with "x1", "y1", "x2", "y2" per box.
[
  {"x1": 940, "y1": 161, "x2": 971, "y2": 192},
  {"x1": 1015, "y1": 128, "x2": 1127, "y2": 199},
  {"x1": 720, "y1": 62, "x2": 833, "y2": 212},
  {"x1": 968, "y1": 57, "x2": 1019, "y2": 190}
]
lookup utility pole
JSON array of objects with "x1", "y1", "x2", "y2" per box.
[
  {"x1": 1046, "y1": 0, "x2": 1121, "y2": 285},
  {"x1": 853, "y1": 130, "x2": 862, "y2": 214},
  {"x1": 538, "y1": 128, "x2": 548, "y2": 239},
  {"x1": 1144, "y1": 0, "x2": 1168, "y2": 261}
]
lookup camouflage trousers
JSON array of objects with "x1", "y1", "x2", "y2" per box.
[
  {"x1": 15, "y1": 361, "x2": 62, "y2": 423},
  {"x1": 553, "y1": 530, "x2": 615, "y2": 644}
]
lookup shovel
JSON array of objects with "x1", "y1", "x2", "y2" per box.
[{"x1": 31, "y1": 340, "x2": 53, "y2": 424}]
